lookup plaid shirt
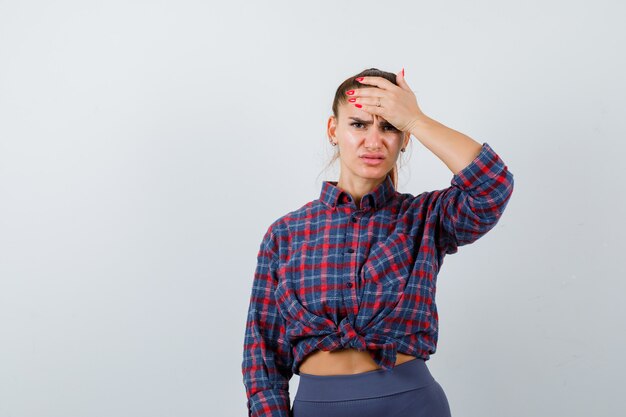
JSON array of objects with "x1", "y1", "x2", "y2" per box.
[{"x1": 242, "y1": 142, "x2": 514, "y2": 417}]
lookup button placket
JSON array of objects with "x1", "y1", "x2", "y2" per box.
[
  {"x1": 345, "y1": 209, "x2": 362, "y2": 292},
  {"x1": 339, "y1": 205, "x2": 353, "y2": 312}
]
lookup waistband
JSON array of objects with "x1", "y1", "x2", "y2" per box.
[{"x1": 295, "y1": 358, "x2": 436, "y2": 402}]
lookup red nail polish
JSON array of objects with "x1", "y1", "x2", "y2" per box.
[
  {"x1": 356, "y1": 77, "x2": 364, "y2": 81},
  {"x1": 355, "y1": 104, "x2": 362, "y2": 108},
  {"x1": 348, "y1": 98, "x2": 356, "y2": 102},
  {"x1": 401, "y1": 68, "x2": 404, "y2": 77},
  {"x1": 346, "y1": 90, "x2": 354, "y2": 95}
]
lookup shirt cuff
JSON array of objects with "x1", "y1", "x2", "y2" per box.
[
  {"x1": 248, "y1": 389, "x2": 292, "y2": 417},
  {"x1": 450, "y1": 142, "x2": 507, "y2": 190}
]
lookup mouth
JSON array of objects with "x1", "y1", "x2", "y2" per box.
[{"x1": 360, "y1": 154, "x2": 385, "y2": 165}]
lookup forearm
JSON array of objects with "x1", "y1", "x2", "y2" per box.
[{"x1": 409, "y1": 114, "x2": 484, "y2": 176}]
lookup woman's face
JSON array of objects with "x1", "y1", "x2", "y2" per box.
[{"x1": 327, "y1": 99, "x2": 410, "y2": 183}]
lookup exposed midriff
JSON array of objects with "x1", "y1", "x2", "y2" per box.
[{"x1": 298, "y1": 348, "x2": 418, "y2": 376}]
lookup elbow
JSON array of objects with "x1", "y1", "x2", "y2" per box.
[{"x1": 474, "y1": 168, "x2": 514, "y2": 221}]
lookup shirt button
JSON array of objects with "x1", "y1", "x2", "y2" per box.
[
  {"x1": 351, "y1": 216, "x2": 357, "y2": 223},
  {"x1": 347, "y1": 248, "x2": 354, "y2": 253},
  {"x1": 346, "y1": 282, "x2": 353, "y2": 288}
]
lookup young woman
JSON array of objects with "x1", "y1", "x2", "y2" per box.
[{"x1": 241, "y1": 68, "x2": 515, "y2": 417}]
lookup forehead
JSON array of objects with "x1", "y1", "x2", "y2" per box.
[{"x1": 339, "y1": 101, "x2": 388, "y2": 123}]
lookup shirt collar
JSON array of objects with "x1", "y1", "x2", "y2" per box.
[{"x1": 319, "y1": 173, "x2": 396, "y2": 210}]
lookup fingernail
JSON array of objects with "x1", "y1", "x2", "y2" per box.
[
  {"x1": 346, "y1": 90, "x2": 354, "y2": 95},
  {"x1": 401, "y1": 68, "x2": 405, "y2": 77},
  {"x1": 356, "y1": 77, "x2": 364, "y2": 81},
  {"x1": 355, "y1": 104, "x2": 362, "y2": 108},
  {"x1": 348, "y1": 98, "x2": 356, "y2": 102}
]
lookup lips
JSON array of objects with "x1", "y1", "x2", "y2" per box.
[
  {"x1": 360, "y1": 153, "x2": 385, "y2": 159},
  {"x1": 360, "y1": 153, "x2": 385, "y2": 166}
]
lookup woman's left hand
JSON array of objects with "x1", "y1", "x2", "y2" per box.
[{"x1": 349, "y1": 69, "x2": 426, "y2": 133}]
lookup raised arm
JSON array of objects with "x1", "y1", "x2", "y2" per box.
[
  {"x1": 342, "y1": 73, "x2": 514, "y2": 255},
  {"x1": 402, "y1": 113, "x2": 515, "y2": 254},
  {"x1": 241, "y1": 226, "x2": 294, "y2": 417},
  {"x1": 425, "y1": 141, "x2": 514, "y2": 254}
]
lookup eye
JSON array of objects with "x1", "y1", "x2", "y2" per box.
[{"x1": 349, "y1": 122, "x2": 398, "y2": 132}]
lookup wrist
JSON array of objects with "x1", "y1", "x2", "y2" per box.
[{"x1": 408, "y1": 113, "x2": 437, "y2": 138}]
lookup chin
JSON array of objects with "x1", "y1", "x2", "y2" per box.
[{"x1": 359, "y1": 170, "x2": 390, "y2": 180}]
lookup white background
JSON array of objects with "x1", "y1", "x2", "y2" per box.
[{"x1": 1, "y1": 1, "x2": 625, "y2": 416}]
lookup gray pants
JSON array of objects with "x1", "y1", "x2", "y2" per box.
[{"x1": 292, "y1": 358, "x2": 452, "y2": 417}]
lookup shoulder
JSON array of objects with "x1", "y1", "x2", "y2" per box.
[
  {"x1": 269, "y1": 198, "x2": 324, "y2": 231},
  {"x1": 261, "y1": 198, "x2": 321, "y2": 250},
  {"x1": 390, "y1": 188, "x2": 454, "y2": 235},
  {"x1": 395, "y1": 189, "x2": 434, "y2": 213}
]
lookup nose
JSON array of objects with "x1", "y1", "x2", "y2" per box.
[{"x1": 364, "y1": 119, "x2": 384, "y2": 149}]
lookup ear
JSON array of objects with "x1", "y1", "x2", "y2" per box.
[{"x1": 327, "y1": 115, "x2": 337, "y2": 142}]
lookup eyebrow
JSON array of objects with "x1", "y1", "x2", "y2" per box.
[{"x1": 348, "y1": 117, "x2": 391, "y2": 125}]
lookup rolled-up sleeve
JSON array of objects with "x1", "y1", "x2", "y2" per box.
[
  {"x1": 241, "y1": 226, "x2": 294, "y2": 417},
  {"x1": 430, "y1": 142, "x2": 514, "y2": 255}
]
